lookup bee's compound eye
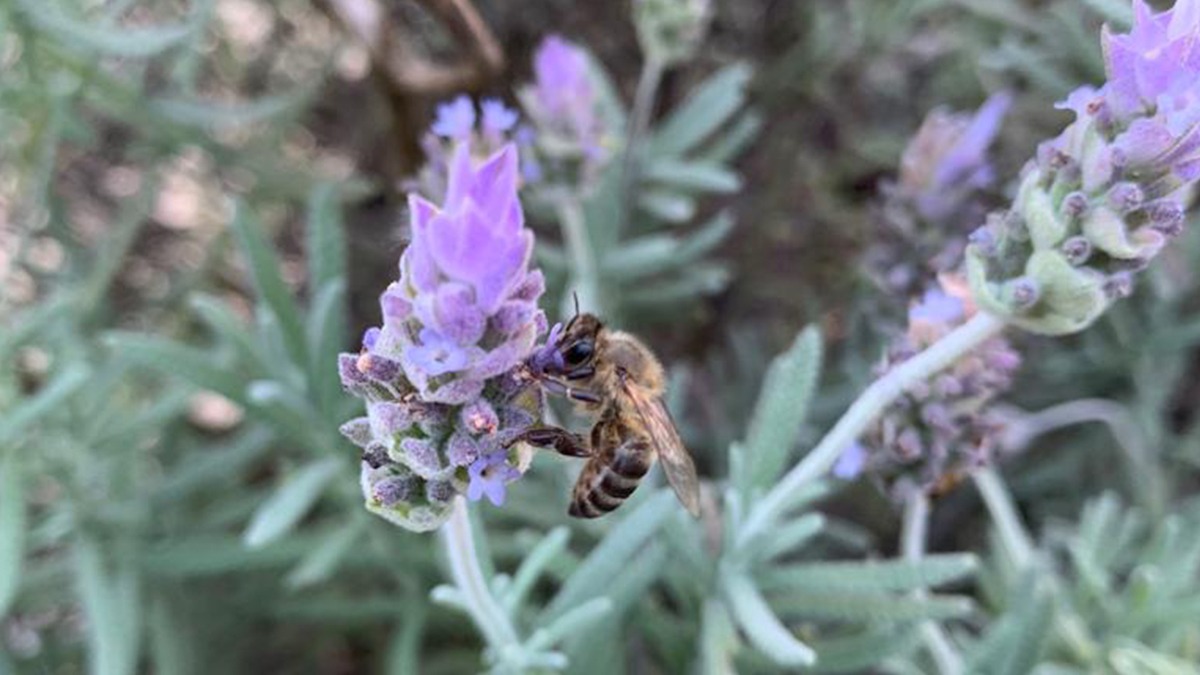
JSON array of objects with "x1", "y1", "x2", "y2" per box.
[{"x1": 563, "y1": 340, "x2": 593, "y2": 366}]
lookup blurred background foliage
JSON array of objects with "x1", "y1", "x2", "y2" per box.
[{"x1": 2, "y1": 0, "x2": 1198, "y2": 673}]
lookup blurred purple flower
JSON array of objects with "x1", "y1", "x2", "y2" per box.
[
  {"x1": 528, "y1": 35, "x2": 608, "y2": 167},
  {"x1": 902, "y1": 92, "x2": 1011, "y2": 223},
  {"x1": 432, "y1": 96, "x2": 476, "y2": 139},
  {"x1": 867, "y1": 94, "x2": 1010, "y2": 301},
  {"x1": 467, "y1": 451, "x2": 521, "y2": 506},
  {"x1": 908, "y1": 288, "x2": 966, "y2": 326},
  {"x1": 481, "y1": 98, "x2": 519, "y2": 136},
  {"x1": 833, "y1": 442, "x2": 868, "y2": 480}
]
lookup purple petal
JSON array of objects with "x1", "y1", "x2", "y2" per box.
[
  {"x1": 481, "y1": 98, "x2": 518, "y2": 135},
  {"x1": 432, "y1": 95, "x2": 476, "y2": 139}
]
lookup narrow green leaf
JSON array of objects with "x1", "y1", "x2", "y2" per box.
[
  {"x1": 305, "y1": 183, "x2": 346, "y2": 291},
  {"x1": 773, "y1": 591, "x2": 974, "y2": 622},
  {"x1": 542, "y1": 490, "x2": 675, "y2": 622},
  {"x1": 189, "y1": 294, "x2": 266, "y2": 371},
  {"x1": 756, "y1": 513, "x2": 825, "y2": 563},
  {"x1": 152, "y1": 428, "x2": 272, "y2": 505},
  {"x1": 148, "y1": 595, "x2": 196, "y2": 675},
  {"x1": 638, "y1": 190, "x2": 696, "y2": 223},
  {"x1": 528, "y1": 597, "x2": 613, "y2": 652},
  {"x1": 742, "y1": 325, "x2": 823, "y2": 493},
  {"x1": 0, "y1": 454, "x2": 26, "y2": 617},
  {"x1": 307, "y1": 279, "x2": 347, "y2": 420},
  {"x1": 16, "y1": 0, "x2": 193, "y2": 57},
  {"x1": 623, "y1": 263, "x2": 730, "y2": 309},
  {"x1": 0, "y1": 364, "x2": 89, "y2": 447},
  {"x1": 242, "y1": 458, "x2": 341, "y2": 548},
  {"x1": 651, "y1": 64, "x2": 752, "y2": 156},
  {"x1": 811, "y1": 627, "x2": 921, "y2": 674},
  {"x1": 229, "y1": 202, "x2": 308, "y2": 368},
  {"x1": 758, "y1": 554, "x2": 979, "y2": 593},
  {"x1": 700, "y1": 112, "x2": 763, "y2": 164},
  {"x1": 602, "y1": 213, "x2": 735, "y2": 280},
  {"x1": 148, "y1": 88, "x2": 312, "y2": 130},
  {"x1": 503, "y1": 527, "x2": 570, "y2": 614},
  {"x1": 699, "y1": 599, "x2": 739, "y2": 675},
  {"x1": 285, "y1": 518, "x2": 365, "y2": 589},
  {"x1": 644, "y1": 160, "x2": 741, "y2": 194},
  {"x1": 75, "y1": 536, "x2": 141, "y2": 675},
  {"x1": 385, "y1": 598, "x2": 426, "y2": 675},
  {"x1": 246, "y1": 381, "x2": 331, "y2": 455},
  {"x1": 723, "y1": 572, "x2": 817, "y2": 668},
  {"x1": 104, "y1": 333, "x2": 244, "y2": 402}
]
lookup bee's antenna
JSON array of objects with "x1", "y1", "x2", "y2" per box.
[{"x1": 564, "y1": 291, "x2": 582, "y2": 333}]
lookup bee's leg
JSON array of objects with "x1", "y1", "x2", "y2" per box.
[
  {"x1": 507, "y1": 426, "x2": 591, "y2": 457},
  {"x1": 538, "y1": 378, "x2": 602, "y2": 404},
  {"x1": 563, "y1": 366, "x2": 595, "y2": 381}
]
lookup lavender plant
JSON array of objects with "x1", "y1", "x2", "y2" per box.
[{"x1": 10, "y1": 0, "x2": 1200, "y2": 673}]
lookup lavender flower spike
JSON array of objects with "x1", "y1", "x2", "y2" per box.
[
  {"x1": 856, "y1": 279, "x2": 1021, "y2": 501},
  {"x1": 523, "y1": 35, "x2": 610, "y2": 172},
  {"x1": 339, "y1": 141, "x2": 546, "y2": 532},
  {"x1": 967, "y1": 0, "x2": 1200, "y2": 335},
  {"x1": 867, "y1": 93, "x2": 1010, "y2": 299}
]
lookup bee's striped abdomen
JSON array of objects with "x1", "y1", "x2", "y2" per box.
[{"x1": 569, "y1": 438, "x2": 652, "y2": 518}]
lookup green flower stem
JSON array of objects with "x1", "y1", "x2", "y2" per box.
[
  {"x1": 737, "y1": 312, "x2": 1008, "y2": 548},
  {"x1": 1000, "y1": 398, "x2": 1163, "y2": 517},
  {"x1": 554, "y1": 194, "x2": 605, "y2": 317},
  {"x1": 441, "y1": 497, "x2": 521, "y2": 655},
  {"x1": 971, "y1": 467, "x2": 1034, "y2": 569},
  {"x1": 617, "y1": 57, "x2": 665, "y2": 232},
  {"x1": 903, "y1": 493, "x2": 965, "y2": 675}
]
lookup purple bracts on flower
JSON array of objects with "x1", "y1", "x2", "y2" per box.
[{"x1": 392, "y1": 142, "x2": 542, "y2": 403}]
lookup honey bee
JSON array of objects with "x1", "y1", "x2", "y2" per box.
[{"x1": 509, "y1": 312, "x2": 701, "y2": 518}]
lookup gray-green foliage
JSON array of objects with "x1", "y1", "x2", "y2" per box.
[{"x1": 5, "y1": 0, "x2": 1200, "y2": 673}]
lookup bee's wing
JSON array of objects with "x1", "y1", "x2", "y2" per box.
[{"x1": 623, "y1": 382, "x2": 700, "y2": 517}]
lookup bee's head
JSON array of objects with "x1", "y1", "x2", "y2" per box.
[
  {"x1": 559, "y1": 313, "x2": 602, "y2": 370},
  {"x1": 528, "y1": 312, "x2": 602, "y2": 377}
]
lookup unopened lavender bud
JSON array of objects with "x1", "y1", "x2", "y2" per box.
[
  {"x1": 339, "y1": 354, "x2": 370, "y2": 393},
  {"x1": 1062, "y1": 191, "x2": 1089, "y2": 219},
  {"x1": 968, "y1": 226, "x2": 997, "y2": 257},
  {"x1": 425, "y1": 480, "x2": 455, "y2": 504},
  {"x1": 1005, "y1": 277, "x2": 1041, "y2": 312},
  {"x1": 1061, "y1": 236, "x2": 1092, "y2": 266},
  {"x1": 339, "y1": 417, "x2": 372, "y2": 447},
  {"x1": 362, "y1": 443, "x2": 390, "y2": 469},
  {"x1": 373, "y1": 475, "x2": 415, "y2": 506},
  {"x1": 400, "y1": 437, "x2": 443, "y2": 476},
  {"x1": 1004, "y1": 211, "x2": 1030, "y2": 242},
  {"x1": 1147, "y1": 200, "x2": 1185, "y2": 237},
  {"x1": 460, "y1": 399, "x2": 499, "y2": 435},
  {"x1": 1107, "y1": 183, "x2": 1144, "y2": 213},
  {"x1": 446, "y1": 431, "x2": 481, "y2": 467},
  {"x1": 359, "y1": 353, "x2": 403, "y2": 385},
  {"x1": 895, "y1": 428, "x2": 923, "y2": 460},
  {"x1": 934, "y1": 374, "x2": 963, "y2": 398},
  {"x1": 1103, "y1": 272, "x2": 1135, "y2": 299}
]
